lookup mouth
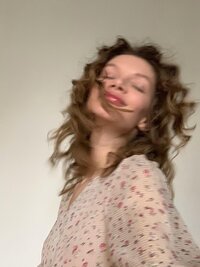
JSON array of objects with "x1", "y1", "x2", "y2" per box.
[{"x1": 104, "y1": 92, "x2": 126, "y2": 107}]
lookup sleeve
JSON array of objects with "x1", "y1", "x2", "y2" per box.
[{"x1": 104, "y1": 159, "x2": 200, "y2": 267}]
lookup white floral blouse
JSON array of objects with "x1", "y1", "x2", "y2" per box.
[{"x1": 38, "y1": 154, "x2": 200, "y2": 267}]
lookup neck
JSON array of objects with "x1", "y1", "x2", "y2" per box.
[{"x1": 89, "y1": 125, "x2": 135, "y2": 170}]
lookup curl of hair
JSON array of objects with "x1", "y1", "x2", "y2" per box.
[{"x1": 48, "y1": 37, "x2": 196, "y2": 200}]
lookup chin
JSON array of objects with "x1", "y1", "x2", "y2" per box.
[
  {"x1": 93, "y1": 112, "x2": 115, "y2": 123},
  {"x1": 87, "y1": 99, "x2": 111, "y2": 120}
]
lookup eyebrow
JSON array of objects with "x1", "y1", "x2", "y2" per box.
[
  {"x1": 105, "y1": 63, "x2": 152, "y2": 85},
  {"x1": 133, "y1": 73, "x2": 152, "y2": 84}
]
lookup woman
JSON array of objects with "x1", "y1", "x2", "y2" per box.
[{"x1": 38, "y1": 38, "x2": 200, "y2": 266}]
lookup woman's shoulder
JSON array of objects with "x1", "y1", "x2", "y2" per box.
[
  {"x1": 110, "y1": 154, "x2": 170, "y2": 196},
  {"x1": 104, "y1": 154, "x2": 173, "y2": 208},
  {"x1": 120, "y1": 154, "x2": 161, "y2": 176},
  {"x1": 124, "y1": 153, "x2": 158, "y2": 164}
]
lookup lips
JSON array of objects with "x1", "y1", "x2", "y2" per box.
[{"x1": 104, "y1": 91, "x2": 126, "y2": 107}]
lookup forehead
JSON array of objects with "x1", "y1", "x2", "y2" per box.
[{"x1": 105, "y1": 54, "x2": 156, "y2": 80}]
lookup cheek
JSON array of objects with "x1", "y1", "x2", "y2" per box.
[
  {"x1": 129, "y1": 95, "x2": 152, "y2": 115},
  {"x1": 86, "y1": 86, "x2": 99, "y2": 110},
  {"x1": 86, "y1": 86, "x2": 109, "y2": 117}
]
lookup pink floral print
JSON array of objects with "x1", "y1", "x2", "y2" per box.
[{"x1": 38, "y1": 154, "x2": 200, "y2": 266}]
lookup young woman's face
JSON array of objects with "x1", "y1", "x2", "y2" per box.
[{"x1": 86, "y1": 54, "x2": 156, "y2": 133}]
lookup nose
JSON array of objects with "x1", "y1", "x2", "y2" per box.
[{"x1": 110, "y1": 78, "x2": 126, "y2": 92}]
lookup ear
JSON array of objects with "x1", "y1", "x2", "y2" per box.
[{"x1": 137, "y1": 117, "x2": 149, "y2": 132}]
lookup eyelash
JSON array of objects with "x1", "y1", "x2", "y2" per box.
[
  {"x1": 102, "y1": 72, "x2": 145, "y2": 93},
  {"x1": 131, "y1": 84, "x2": 145, "y2": 93},
  {"x1": 102, "y1": 74, "x2": 115, "y2": 80}
]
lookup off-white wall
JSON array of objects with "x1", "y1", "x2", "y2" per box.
[{"x1": 0, "y1": 1, "x2": 199, "y2": 266}]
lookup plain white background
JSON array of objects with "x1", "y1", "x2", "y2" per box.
[{"x1": 0, "y1": 0, "x2": 200, "y2": 266}]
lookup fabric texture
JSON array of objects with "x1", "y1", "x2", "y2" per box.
[{"x1": 38, "y1": 154, "x2": 200, "y2": 267}]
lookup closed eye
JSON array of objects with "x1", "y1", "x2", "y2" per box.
[
  {"x1": 101, "y1": 69, "x2": 117, "y2": 80},
  {"x1": 131, "y1": 84, "x2": 145, "y2": 93},
  {"x1": 103, "y1": 74, "x2": 116, "y2": 80}
]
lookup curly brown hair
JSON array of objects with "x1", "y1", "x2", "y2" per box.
[{"x1": 48, "y1": 37, "x2": 196, "y2": 199}]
